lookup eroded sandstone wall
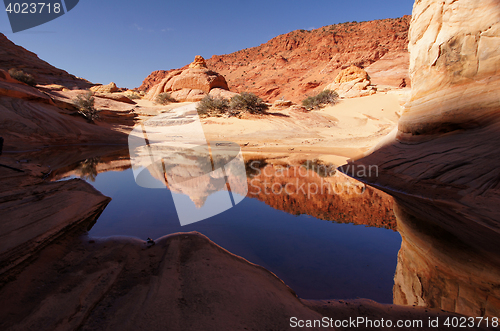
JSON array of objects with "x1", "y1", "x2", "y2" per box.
[{"x1": 400, "y1": 0, "x2": 500, "y2": 135}]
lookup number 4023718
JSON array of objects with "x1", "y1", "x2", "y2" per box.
[{"x1": 5, "y1": 3, "x2": 62, "y2": 14}]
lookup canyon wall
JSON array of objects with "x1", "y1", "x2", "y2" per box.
[
  {"x1": 340, "y1": 0, "x2": 500, "y2": 315},
  {"x1": 139, "y1": 17, "x2": 411, "y2": 103},
  {"x1": 393, "y1": 200, "x2": 500, "y2": 318},
  {"x1": 400, "y1": 0, "x2": 500, "y2": 136},
  {"x1": 342, "y1": 0, "x2": 500, "y2": 209}
]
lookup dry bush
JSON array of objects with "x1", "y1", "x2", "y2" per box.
[
  {"x1": 73, "y1": 91, "x2": 99, "y2": 123},
  {"x1": 9, "y1": 69, "x2": 36, "y2": 87},
  {"x1": 155, "y1": 92, "x2": 176, "y2": 105},
  {"x1": 302, "y1": 89, "x2": 339, "y2": 110}
]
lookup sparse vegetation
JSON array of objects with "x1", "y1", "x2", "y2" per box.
[
  {"x1": 302, "y1": 89, "x2": 339, "y2": 110},
  {"x1": 197, "y1": 92, "x2": 269, "y2": 117},
  {"x1": 125, "y1": 91, "x2": 142, "y2": 100},
  {"x1": 73, "y1": 91, "x2": 99, "y2": 123},
  {"x1": 196, "y1": 95, "x2": 230, "y2": 117},
  {"x1": 302, "y1": 159, "x2": 337, "y2": 177},
  {"x1": 155, "y1": 92, "x2": 176, "y2": 105},
  {"x1": 229, "y1": 92, "x2": 268, "y2": 114},
  {"x1": 9, "y1": 69, "x2": 36, "y2": 87}
]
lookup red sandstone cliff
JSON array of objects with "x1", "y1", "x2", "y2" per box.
[{"x1": 138, "y1": 16, "x2": 410, "y2": 103}]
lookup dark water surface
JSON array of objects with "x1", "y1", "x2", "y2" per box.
[{"x1": 71, "y1": 166, "x2": 401, "y2": 303}]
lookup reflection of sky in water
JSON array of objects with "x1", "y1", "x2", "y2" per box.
[{"x1": 86, "y1": 168, "x2": 401, "y2": 303}]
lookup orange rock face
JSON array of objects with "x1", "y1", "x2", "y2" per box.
[
  {"x1": 324, "y1": 65, "x2": 375, "y2": 98},
  {"x1": 334, "y1": 65, "x2": 369, "y2": 84},
  {"x1": 90, "y1": 82, "x2": 118, "y2": 93},
  {"x1": 188, "y1": 55, "x2": 208, "y2": 69},
  {"x1": 138, "y1": 17, "x2": 410, "y2": 103},
  {"x1": 146, "y1": 56, "x2": 230, "y2": 102}
]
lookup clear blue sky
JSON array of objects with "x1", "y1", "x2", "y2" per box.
[{"x1": 1, "y1": 1, "x2": 414, "y2": 89}]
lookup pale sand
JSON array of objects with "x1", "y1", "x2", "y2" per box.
[
  {"x1": 199, "y1": 93, "x2": 403, "y2": 164},
  {"x1": 127, "y1": 93, "x2": 402, "y2": 166}
]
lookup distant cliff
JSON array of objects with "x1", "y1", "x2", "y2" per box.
[{"x1": 138, "y1": 16, "x2": 410, "y2": 103}]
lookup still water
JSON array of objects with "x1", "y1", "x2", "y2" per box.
[{"x1": 65, "y1": 162, "x2": 401, "y2": 303}]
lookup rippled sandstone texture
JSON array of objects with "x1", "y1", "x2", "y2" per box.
[
  {"x1": 340, "y1": 0, "x2": 500, "y2": 316},
  {"x1": 393, "y1": 200, "x2": 500, "y2": 318},
  {"x1": 401, "y1": 0, "x2": 500, "y2": 135},
  {"x1": 341, "y1": 0, "x2": 500, "y2": 221}
]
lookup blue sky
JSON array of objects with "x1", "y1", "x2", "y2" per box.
[{"x1": 1, "y1": 1, "x2": 414, "y2": 88}]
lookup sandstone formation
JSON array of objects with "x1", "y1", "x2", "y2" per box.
[
  {"x1": 392, "y1": 198, "x2": 500, "y2": 318},
  {"x1": 0, "y1": 83, "x2": 129, "y2": 151},
  {"x1": 334, "y1": 65, "x2": 369, "y2": 84},
  {"x1": 93, "y1": 91, "x2": 136, "y2": 104},
  {"x1": 0, "y1": 231, "x2": 329, "y2": 330},
  {"x1": 208, "y1": 87, "x2": 239, "y2": 100},
  {"x1": 0, "y1": 227, "x2": 473, "y2": 331},
  {"x1": 365, "y1": 52, "x2": 412, "y2": 88},
  {"x1": 188, "y1": 55, "x2": 208, "y2": 69},
  {"x1": 0, "y1": 178, "x2": 110, "y2": 276},
  {"x1": 341, "y1": 0, "x2": 500, "y2": 201},
  {"x1": 339, "y1": 1, "x2": 500, "y2": 317},
  {"x1": 0, "y1": 69, "x2": 19, "y2": 84},
  {"x1": 0, "y1": 77, "x2": 55, "y2": 105},
  {"x1": 324, "y1": 65, "x2": 376, "y2": 98},
  {"x1": 272, "y1": 99, "x2": 294, "y2": 108},
  {"x1": 90, "y1": 82, "x2": 118, "y2": 93},
  {"x1": 146, "y1": 56, "x2": 230, "y2": 102},
  {"x1": 138, "y1": 68, "x2": 179, "y2": 92},
  {"x1": 138, "y1": 17, "x2": 411, "y2": 103},
  {"x1": 398, "y1": 0, "x2": 500, "y2": 136},
  {"x1": 0, "y1": 33, "x2": 91, "y2": 89}
]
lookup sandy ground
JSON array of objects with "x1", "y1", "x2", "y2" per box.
[
  {"x1": 201, "y1": 93, "x2": 403, "y2": 163},
  {"x1": 128, "y1": 92, "x2": 406, "y2": 167}
]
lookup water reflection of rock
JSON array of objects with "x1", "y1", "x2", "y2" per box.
[
  {"x1": 246, "y1": 161, "x2": 396, "y2": 230},
  {"x1": 129, "y1": 104, "x2": 248, "y2": 210},
  {"x1": 134, "y1": 145, "x2": 248, "y2": 209},
  {"x1": 393, "y1": 199, "x2": 500, "y2": 318},
  {"x1": 0, "y1": 146, "x2": 126, "y2": 277},
  {"x1": 47, "y1": 147, "x2": 131, "y2": 181}
]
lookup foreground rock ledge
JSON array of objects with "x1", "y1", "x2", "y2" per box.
[
  {"x1": 0, "y1": 231, "x2": 481, "y2": 331},
  {"x1": 0, "y1": 174, "x2": 111, "y2": 276}
]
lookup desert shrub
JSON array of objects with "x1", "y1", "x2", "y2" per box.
[
  {"x1": 196, "y1": 95, "x2": 229, "y2": 117},
  {"x1": 302, "y1": 89, "x2": 339, "y2": 110},
  {"x1": 126, "y1": 91, "x2": 142, "y2": 100},
  {"x1": 155, "y1": 92, "x2": 175, "y2": 105},
  {"x1": 302, "y1": 159, "x2": 337, "y2": 177},
  {"x1": 73, "y1": 91, "x2": 99, "y2": 122},
  {"x1": 229, "y1": 92, "x2": 268, "y2": 114},
  {"x1": 9, "y1": 69, "x2": 36, "y2": 87}
]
